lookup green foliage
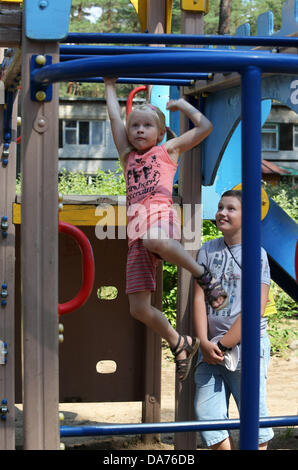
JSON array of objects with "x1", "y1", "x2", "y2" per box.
[
  {"x1": 16, "y1": 164, "x2": 126, "y2": 196},
  {"x1": 204, "y1": 0, "x2": 284, "y2": 35},
  {"x1": 162, "y1": 263, "x2": 178, "y2": 329},
  {"x1": 271, "y1": 280, "x2": 298, "y2": 317},
  {"x1": 202, "y1": 219, "x2": 221, "y2": 243},
  {"x1": 264, "y1": 182, "x2": 298, "y2": 222},
  {"x1": 58, "y1": 165, "x2": 126, "y2": 195},
  {"x1": 267, "y1": 315, "x2": 298, "y2": 356},
  {"x1": 69, "y1": 0, "x2": 102, "y2": 33}
]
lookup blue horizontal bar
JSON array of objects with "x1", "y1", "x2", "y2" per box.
[
  {"x1": 59, "y1": 58, "x2": 211, "y2": 80},
  {"x1": 76, "y1": 77, "x2": 193, "y2": 86},
  {"x1": 63, "y1": 32, "x2": 298, "y2": 48},
  {"x1": 60, "y1": 415, "x2": 298, "y2": 438},
  {"x1": 60, "y1": 45, "x2": 200, "y2": 55},
  {"x1": 32, "y1": 50, "x2": 298, "y2": 86},
  {"x1": 60, "y1": 45, "x2": 274, "y2": 56}
]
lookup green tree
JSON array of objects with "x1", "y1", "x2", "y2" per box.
[
  {"x1": 218, "y1": 0, "x2": 233, "y2": 34},
  {"x1": 69, "y1": 0, "x2": 102, "y2": 32},
  {"x1": 94, "y1": 0, "x2": 139, "y2": 33},
  {"x1": 204, "y1": 0, "x2": 285, "y2": 36}
]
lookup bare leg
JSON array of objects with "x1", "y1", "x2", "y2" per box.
[
  {"x1": 128, "y1": 290, "x2": 178, "y2": 346},
  {"x1": 142, "y1": 236, "x2": 204, "y2": 277},
  {"x1": 211, "y1": 436, "x2": 235, "y2": 450},
  {"x1": 142, "y1": 234, "x2": 226, "y2": 309},
  {"x1": 259, "y1": 442, "x2": 268, "y2": 450},
  {"x1": 128, "y1": 290, "x2": 196, "y2": 380}
]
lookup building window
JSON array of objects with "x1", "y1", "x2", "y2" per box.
[
  {"x1": 293, "y1": 125, "x2": 298, "y2": 150},
  {"x1": 261, "y1": 124, "x2": 279, "y2": 151},
  {"x1": 60, "y1": 120, "x2": 107, "y2": 147}
]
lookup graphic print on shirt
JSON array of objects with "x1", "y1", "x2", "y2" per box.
[
  {"x1": 209, "y1": 252, "x2": 241, "y2": 318},
  {"x1": 126, "y1": 153, "x2": 163, "y2": 206}
]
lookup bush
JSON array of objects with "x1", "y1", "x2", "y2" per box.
[
  {"x1": 264, "y1": 181, "x2": 298, "y2": 222},
  {"x1": 58, "y1": 165, "x2": 126, "y2": 195}
]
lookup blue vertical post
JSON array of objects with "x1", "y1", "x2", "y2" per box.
[{"x1": 240, "y1": 66, "x2": 262, "y2": 450}]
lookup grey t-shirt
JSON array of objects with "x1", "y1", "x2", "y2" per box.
[{"x1": 197, "y1": 237, "x2": 271, "y2": 339}]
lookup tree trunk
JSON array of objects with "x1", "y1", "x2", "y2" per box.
[{"x1": 218, "y1": 0, "x2": 232, "y2": 35}]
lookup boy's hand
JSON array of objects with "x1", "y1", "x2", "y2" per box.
[{"x1": 200, "y1": 339, "x2": 224, "y2": 365}]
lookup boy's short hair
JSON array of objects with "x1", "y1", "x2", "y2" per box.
[{"x1": 221, "y1": 189, "x2": 242, "y2": 203}]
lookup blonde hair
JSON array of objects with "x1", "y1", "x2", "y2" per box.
[{"x1": 120, "y1": 103, "x2": 176, "y2": 166}]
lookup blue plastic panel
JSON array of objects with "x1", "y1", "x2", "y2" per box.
[
  {"x1": 150, "y1": 84, "x2": 170, "y2": 144},
  {"x1": 202, "y1": 74, "x2": 298, "y2": 186},
  {"x1": 262, "y1": 198, "x2": 298, "y2": 281},
  {"x1": 25, "y1": 0, "x2": 72, "y2": 40},
  {"x1": 202, "y1": 100, "x2": 272, "y2": 219}
]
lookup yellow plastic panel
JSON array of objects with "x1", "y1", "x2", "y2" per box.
[
  {"x1": 0, "y1": 1, "x2": 23, "y2": 2},
  {"x1": 264, "y1": 289, "x2": 277, "y2": 316},
  {"x1": 130, "y1": 0, "x2": 147, "y2": 32},
  {"x1": 233, "y1": 183, "x2": 270, "y2": 221},
  {"x1": 181, "y1": 0, "x2": 209, "y2": 13},
  {"x1": 130, "y1": 0, "x2": 173, "y2": 33},
  {"x1": 13, "y1": 203, "x2": 182, "y2": 226},
  {"x1": 165, "y1": 0, "x2": 173, "y2": 33}
]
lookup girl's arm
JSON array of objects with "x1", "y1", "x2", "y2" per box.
[
  {"x1": 219, "y1": 283, "x2": 270, "y2": 349},
  {"x1": 164, "y1": 98, "x2": 213, "y2": 163},
  {"x1": 193, "y1": 282, "x2": 224, "y2": 364},
  {"x1": 104, "y1": 78, "x2": 130, "y2": 165}
]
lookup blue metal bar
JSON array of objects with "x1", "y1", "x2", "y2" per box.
[
  {"x1": 240, "y1": 66, "x2": 262, "y2": 450},
  {"x1": 59, "y1": 59, "x2": 211, "y2": 80},
  {"x1": 60, "y1": 45, "x2": 204, "y2": 55},
  {"x1": 60, "y1": 415, "x2": 298, "y2": 438},
  {"x1": 76, "y1": 77, "x2": 193, "y2": 86},
  {"x1": 31, "y1": 50, "x2": 298, "y2": 87},
  {"x1": 62, "y1": 32, "x2": 298, "y2": 48},
  {"x1": 59, "y1": 44, "x2": 276, "y2": 56}
]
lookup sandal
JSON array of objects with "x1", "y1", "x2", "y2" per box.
[
  {"x1": 195, "y1": 264, "x2": 228, "y2": 311},
  {"x1": 171, "y1": 335, "x2": 200, "y2": 382}
]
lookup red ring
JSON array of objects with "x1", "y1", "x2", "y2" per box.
[{"x1": 58, "y1": 221, "x2": 95, "y2": 316}]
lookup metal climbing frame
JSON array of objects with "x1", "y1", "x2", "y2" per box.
[{"x1": 30, "y1": 38, "x2": 298, "y2": 450}]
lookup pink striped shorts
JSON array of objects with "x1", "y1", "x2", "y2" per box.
[{"x1": 126, "y1": 238, "x2": 161, "y2": 294}]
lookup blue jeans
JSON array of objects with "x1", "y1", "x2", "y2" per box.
[{"x1": 194, "y1": 333, "x2": 274, "y2": 447}]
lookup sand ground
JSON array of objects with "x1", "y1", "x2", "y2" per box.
[{"x1": 15, "y1": 340, "x2": 298, "y2": 451}]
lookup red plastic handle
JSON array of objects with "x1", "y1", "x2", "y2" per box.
[
  {"x1": 126, "y1": 85, "x2": 147, "y2": 119},
  {"x1": 58, "y1": 221, "x2": 95, "y2": 316}
]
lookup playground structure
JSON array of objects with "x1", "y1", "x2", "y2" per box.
[{"x1": 0, "y1": 0, "x2": 297, "y2": 451}]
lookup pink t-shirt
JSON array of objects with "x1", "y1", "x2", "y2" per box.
[{"x1": 124, "y1": 145, "x2": 181, "y2": 245}]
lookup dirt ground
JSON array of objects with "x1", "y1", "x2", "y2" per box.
[{"x1": 15, "y1": 339, "x2": 297, "y2": 452}]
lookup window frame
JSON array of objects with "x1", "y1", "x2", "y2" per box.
[
  {"x1": 62, "y1": 119, "x2": 106, "y2": 146},
  {"x1": 261, "y1": 123, "x2": 279, "y2": 152},
  {"x1": 293, "y1": 124, "x2": 298, "y2": 150}
]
